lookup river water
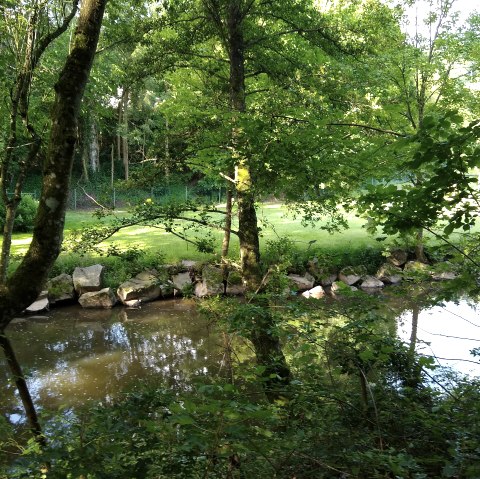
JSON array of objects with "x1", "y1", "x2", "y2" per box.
[
  {"x1": 1, "y1": 294, "x2": 479, "y2": 426},
  {"x1": 1, "y1": 300, "x2": 224, "y2": 425}
]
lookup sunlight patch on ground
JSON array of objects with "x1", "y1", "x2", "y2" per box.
[{"x1": 12, "y1": 237, "x2": 32, "y2": 245}]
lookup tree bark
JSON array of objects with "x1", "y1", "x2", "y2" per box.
[
  {"x1": 0, "y1": 0, "x2": 108, "y2": 328},
  {"x1": 414, "y1": 228, "x2": 428, "y2": 263},
  {"x1": 228, "y1": 0, "x2": 261, "y2": 291},
  {"x1": 226, "y1": 0, "x2": 290, "y2": 398},
  {"x1": 0, "y1": 334, "x2": 45, "y2": 446},
  {"x1": 121, "y1": 88, "x2": 130, "y2": 180},
  {"x1": 221, "y1": 186, "x2": 233, "y2": 259}
]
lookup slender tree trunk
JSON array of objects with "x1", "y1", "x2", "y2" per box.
[
  {"x1": 117, "y1": 93, "x2": 123, "y2": 172},
  {"x1": 121, "y1": 88, "x2": 129, "y2": 180},
  {"x1": 111, "y1": 143, "x2": 115, "y2": 188},
  {"x1": 221, "y1": 186, "x2": 233, "y2": 259},
  {"x1": 81, "y1": 132, "x2": 90, "y2": 182},
  {"x1": 165, "y1": 116, "x2": 170, "y2": 170},
  {"x1": 89, "y1": 121, "x2": 100, "y2": 173},
  {"x1": 0, "y1": 334, "x2": 45, "y2": 446},
  {"x1": 0, "y1": 202, "x2": 20, "y2": 283},
  {"x1": 415, "y1": 228, "x2": 428, "y2": 263},
  {"x1": 0, "y1": 136, "x2": 41, "y2": 284}
]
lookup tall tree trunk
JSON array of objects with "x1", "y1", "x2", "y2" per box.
[
  {"x1": 81, "y1": 134, "x2": 90, "y2": 182},
  {"x1": 415, "y1": 228, "x2": 428, "y2": 263},
  {"x1": 121, "y1": 88, "x2": 129, "y2": 180},
  {"x1": 0, "y1": 1, "x2": 79, "y2": 284},
  {"x1": 222, "y1": 187, "x2": 233, "y2": 259},
  {"x1": 228, "y1": 0, "x2": 261, "y2": 290},
  {"x1": 88, "y1": 121, "x2": 100, "y2": 173},
  {"x1": 111, "y1": 143, "x2": 115, "y2": 188},
  {"x1": 226, "y1": 0, "x2": 290, "y2": 398},
  {"x1": 117, "y1": 93, "x2": 123, "y2": 174}
]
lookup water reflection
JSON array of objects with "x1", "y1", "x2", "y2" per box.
[
  {"x1": 0, "y1": 300, "x2": 222, "y2": 424},
  {"x1": 2, "y1": 294, "x2": 479, "y2": 428},
  {"x1": 398, "y1": 300, "x2": 480, "y2": 376}
]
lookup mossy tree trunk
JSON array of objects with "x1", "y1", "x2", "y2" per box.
[
  {"x1": 226, "y1": 0, "x2": 290, "y2": 398},
  {"x1": 0, "y1": 0, "x2": 108, "y2": 442},
  {"x1": 0, "y1": 0, "x2": 79, "y2": 284}
]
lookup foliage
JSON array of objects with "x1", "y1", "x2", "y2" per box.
[
  {"x1": 0, "y1": 196, "x2": 38, "y2": 233},
  {"x1": 262, "y1": 236, "x2": 385, "y2": 276},
  {"x1": 4, "y1": 293, "x2": 480, "y2": 478},
  {"x1": 358, "y1": 111, "x2": 480, "y2": 239}
]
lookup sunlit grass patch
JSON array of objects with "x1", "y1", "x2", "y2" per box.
[{"x1": 4, "y1": 204, "x2": 381, "y2": 265}]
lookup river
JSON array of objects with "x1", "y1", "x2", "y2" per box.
[{"x1": 1, "y1": 293, "x2": 479, "y2": 427}]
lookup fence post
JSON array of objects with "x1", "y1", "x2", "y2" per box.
[
  {"x1": 74, "y1": 188, "x2": 77, "y2": 210},
  {"x1": 113, "y1": 188, "x2": 116, "y2": 209},
  {"x1": 185, "y1": 185, "x2": 188, "y2": 201}
]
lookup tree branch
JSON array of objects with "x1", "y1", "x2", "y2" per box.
[{"x1": 327, "y1": 123, "x2": 405, "y2": 137}]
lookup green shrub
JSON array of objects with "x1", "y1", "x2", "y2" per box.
[{"x1": 0, "y1": 195, "x2": 38, "y2": 232}]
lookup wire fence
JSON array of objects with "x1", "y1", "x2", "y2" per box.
[{"x1": 16, "y1": 184, "x2": 227, "y2": 210}]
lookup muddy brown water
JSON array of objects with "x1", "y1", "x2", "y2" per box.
[
  {"x1": 1, "y1": 299, "x2": 225, "y2": 424},
  {"x1": 1, "y1": 294, "x2": 479, "y2": 427}
]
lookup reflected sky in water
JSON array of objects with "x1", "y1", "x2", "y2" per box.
[
  {"x1": 398, "y1": 300, "x2": 480, "y2": 376},
  {"x1": 2, "y1": 294, "x2": 479, "y2": 426}
]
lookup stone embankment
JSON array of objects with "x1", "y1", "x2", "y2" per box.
[{"x1": 24, "y1": 250, "x2": 458, "y2": 312}]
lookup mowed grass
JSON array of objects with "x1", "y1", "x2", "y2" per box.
[{"x1": 7, "y1": 203, "x2": 378, "y2": 263}]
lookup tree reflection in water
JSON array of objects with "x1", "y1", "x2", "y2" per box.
[
  {"x1": 1, "y1": 300, "x2": 224, "y2": 425},
  {"x1": 2, "y1": 294, "x2": 479, "y2": 430}
]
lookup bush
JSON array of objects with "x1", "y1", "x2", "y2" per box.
[{"x1": 0, "y1": 195, "x2": 38, "y2": 233}]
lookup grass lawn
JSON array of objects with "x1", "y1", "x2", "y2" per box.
[{"x1": 6, "y1": 203, "x2": 379, "y2": 264}]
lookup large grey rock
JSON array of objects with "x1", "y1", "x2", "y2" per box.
[
  {"x1": 431, "y1": 262, "x2": 457, "y2": 281},
  {"x1": 288, "y1": 272, "x2": 315, "y2": 292},
  {"x1": 25, "y1": 291, "x2": 49, "y2": 313},
  {"x1": 73, "y1": 264, "x2": 104, "y2": 295},
  {"x1": 195, "y1": 265, "x2": 224, "y2": 298},
  {"x1": 339, "y1": 266, "x2": 365, "y2": 286},
  {"x1": 79, "y1": 288, "x2": 117, "y2": 309},
  {"x1": 307, "y1": 258, "x2": 337, "y2": 286},
  {"x1": 47, "y1": 273, "x2": 75, "y2": 304},
  {"x1": 387, "y1": 249, "x2": 408, "y2": 267},
  {"x1": 226, "y1": 271, "x2": 245, "y2": 295},
  {"x1": 302, "y1": 285, "x2": 325, "y2": 299},
  {"x1": 319, "y1": 273, "x2": 338, "y2": 287},
  {"x1": 172, "y1": 272, "x2": 193, "y2": 295},
  {"x1": 181, "y1": 260, "x2": 199, "y2": 270},
  {"x1": 376, "y1": 263, "x2": 403, "y2": 285},
  {"x1": 432, "y1": 271, "x2": 457, "y2": 281},
  {"x1": 360, "y1": 275, "x2": 384, "y2": 289},
  {"x1": 117, "y1": 270, "x2": 164, "y2": 304}
]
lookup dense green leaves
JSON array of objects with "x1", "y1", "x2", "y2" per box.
[{"x1": 358, "y1": 111, "x2": 480, "y2": 238}]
